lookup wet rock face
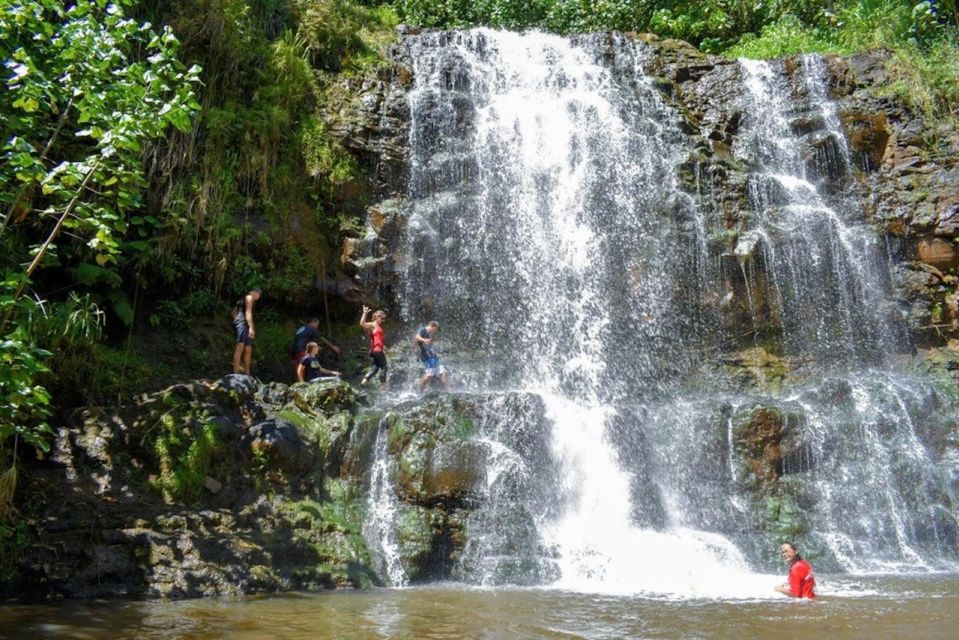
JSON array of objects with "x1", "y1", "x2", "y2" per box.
[
  {"x1": 247, "y1": 419, "x2": 314, "y2": 474},
  {"x1": 7, "y1": 377, "x2": 379, "y2": 600},
  {"x1": 732, "y1": 405, "x2": 793, "y2": 489},
  {"x1": 7, "y1": 371, "x2": 561, "y2": 597},
  {"x1": 372, "y1": 392, "x2": 557, "y2": 584},
  {"x1": 341, "y1": 32, "x2": 958, "y2": 352}
]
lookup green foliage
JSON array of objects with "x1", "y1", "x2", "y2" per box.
[
  {"x1": 144, "y1": 0, "x2": 396, "y2": 312},
  {"x1": 0, "y1": 279, "x2": 53, "y2": 454},
  {"x1": 727, "y1": 1, "x2": 959, "y2": 120},
  {"x1": 391, "y1": 0, "x2": 959, "y2": 48},
  {"x1": 882, "y1": 37, "x2": 959, "y2": 119},
  {"x1": 301, "y1": 118, "x2": 359, "y2": 185},
  {"x1": 545, "y1": 0, "x2": 651, "y2": 33},
  {"x1": 0, "y1": 517, "x2": 30, "y2": 582},
  {"x1": 0, "y1": 0, "x2": 200, "y2": 453},
  {"x1": 147, "y1": 290, "x2": 219, "y2": 329},
  {"x1": 283, "y1": 478, "x2": 373, "y2": 577},
  {"x1": 723, "y1": 13, "x2": 831, "y2": 58},
  {"x1": 0, "y1": 332, "x2": 52, "y2": 453},
  {"x1": 73, "y1": 343, "x2": 169, "y2": 403},
  {"x1": 0, "y1": 0, "x2": 201, "y2": 272},
  {"x1": 152, "y1": 421, "x2": 224, "y2": 503}
]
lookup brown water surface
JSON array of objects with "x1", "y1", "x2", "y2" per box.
[{"x1": 2, "y1": 575, "x2": 957, "y2": 639}]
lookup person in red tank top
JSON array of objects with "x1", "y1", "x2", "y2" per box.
[
  {"x1": 775, "y1": 542, "x2": 816, "y2": 599},
  {"x1": 359, "y1": 305, "x2": 388, "y2": 387}
]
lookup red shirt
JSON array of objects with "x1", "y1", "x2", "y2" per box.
[
  {"x1": 788, "y1": 559, "x2": 816, "y2": 598},
  {"x1": 370, "y1": 324, "x2": 385, "y2": 352}
]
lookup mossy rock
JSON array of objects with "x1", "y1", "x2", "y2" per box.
[
  {"x1": 384, "y1": 397, "x2": 486, "y2": 505},
  {"x1": 395, "y1": 504, "x2": 462, "y2": 582},
  {"x1": 290, "y1": 380, "x2": 360, "y2": 414},
  {"x1": 732, "y1": 403, "x2": 803, "y2": 489},
  {"x1": 211, "y1": 374, "x2": 260, "y2": 408},
  {"x1": 722, "y1": 347, "x2": 792, "y2": 393}
]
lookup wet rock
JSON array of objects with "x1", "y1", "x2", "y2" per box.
[
  {"x1": 732, "y1": 404, "x2": 803, "y2": 489},
  {"x1": 803, "y1": 131, "x2": 846, "y2": 182},
  {"x1": 840, "y1": 110, "x2": 888, "y2": 170},
  {"x1": 290, "y1": 379, "x2": 359, "y2": 414},
  {"x1": 733, "y1": 230, "x2": 763, "y2": 261},
  {"x1": 204, "y1": 477, "x2": 223, "y2": 494},
  {"x1": 394, "y1": 504, "x2": 466, "y2": 582},
  {"x1": 395, "y1": 438, "x2": 486, "y2": 504},
  {"x1": 720, "y1": 347, "x2": 791, "y2": 392},
  {"x1": 918, "y1": 236, "x2": 959, "y2": 272},
  {"x1": 207, "y1": 415, "x2": 244, "y2": 440},
  {"x1": 211, "y1": 374, "x2": 260, "y2": 407},
  {"x1": 246, "y1": 419, "x2": 314, "y2": 474}
]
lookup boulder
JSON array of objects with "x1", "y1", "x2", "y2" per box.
[
  {"x1": 290, "y1": 379, "x2": 359, "y2": 414},
  {"x1": 246, "y1": 419, "x2": 313, "y2": 474},
  {"x1": 211, "y1": 374, "x2": 260, "y2": 407}
]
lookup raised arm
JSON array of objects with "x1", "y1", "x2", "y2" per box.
[{"x1": 359, "y1": 306, "x2": 373, "y2": 333}]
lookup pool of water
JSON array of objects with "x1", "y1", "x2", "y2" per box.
[{"x1": 2, "y1": 575, "x2": 957, "y2": 639}]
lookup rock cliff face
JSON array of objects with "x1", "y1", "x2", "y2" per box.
[
  {"x1": 338, "y1": 31, "x2": 959, "y2": 354},
  {"x1": 4, "y1": 376, "x2": 380, "y2": 598},
  {"x1": 4, "y1": 375, "x2": 555, "y2": 597},
  {"x1": 329, "y1": 28, "x2": 959, "y2": 581}
]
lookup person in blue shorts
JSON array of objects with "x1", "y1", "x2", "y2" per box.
[
  {"x1": 414, "y1": 321, "x2": 448, "y2": 391},
  {"x1": 232, "y1": 287, "x2": 261, "y2": 375}
]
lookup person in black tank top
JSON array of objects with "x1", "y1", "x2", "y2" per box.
[{"x1": 232, "y1": 287, "x2": 261, "y2": 375}]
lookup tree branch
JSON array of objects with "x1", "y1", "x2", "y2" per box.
[{"x1": 0, "y1": 159, "x2": 101, "y2": 335}]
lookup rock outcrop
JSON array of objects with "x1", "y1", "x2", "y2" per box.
[{"x1": 4, "y1": 377, "x2": 380, "y2": 599}]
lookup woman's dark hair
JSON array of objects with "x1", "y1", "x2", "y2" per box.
[{"x1": 783, "y1": 541, "x2": 803, "y2": 561}]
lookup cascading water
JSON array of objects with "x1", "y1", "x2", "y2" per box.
[
  {"x1": 391, "y1": 29, "x2": 776, "y2": 596},
  {"x1": 734, "y1": 57, "x2": 905, "y2": 364},
  {"x1": 364, "y1": 423, "x2": 407, "y2": 586},
  {"x1": 370, "y1": 29, "x2": 959, "y2": 595}
]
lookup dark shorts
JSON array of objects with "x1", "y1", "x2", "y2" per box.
[
  {"x1": 292, "y1": 351, "x2": 306, "y2": 373},
  {"x1": 235, "y1": 322, "x2": 253, "y2": 346}
]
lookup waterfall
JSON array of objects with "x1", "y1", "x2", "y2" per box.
[
  {"x1": 734, "y1": 57, "x2": 905, "y2": 365},
  {"x1": 376, "y1": 29, "x2": 959, "y2": 595},
  {"x1": 364, "y1": 422, "x2": 407, "y2": 586}
]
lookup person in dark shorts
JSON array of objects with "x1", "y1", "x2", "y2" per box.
[
  {"x1": 232, "y1": 287, "x2": 261, "y2": 375},
  {"x1": 296, "y1": 342, "x2": 342, "y2": 383},
  {"x1": 415, "y1": 321, "x2": 448, "y2": 390},
  {"x1": 775, "y1": 542, "x2": 816, "y2": 599},
  {"x1": 359, "y1": 305, "x2": 388, "y2": 387},
  {"x1": 290, "y1": 317, "x2": 341, "y2": 377}
]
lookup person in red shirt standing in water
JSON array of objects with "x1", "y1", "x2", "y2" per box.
[
  {"x1": 359, "y1": 306, "x2": 388, "y2": 388},
  {"x1": 775, "y1": 542, "x2": 816, "y2": 599}
]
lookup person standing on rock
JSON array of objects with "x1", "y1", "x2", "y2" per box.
[
  {"x1": 359, "y1": 305, "x2": 388, "y2": 387},
  {"x1": 232, "y1": 287, "x2": 261, "y2": 375},
  {"x1": 290, "y1": 317, "x2": 341, "y2": 377},
  {"x1": 415, "y1": 320, "x2": 448, "y2": 391},
  {"x1": 297, "y1": 341, "x2": 342, "y2": 383},
  {"x1": 775, "y1": 541, "x2": 816, "y2": 599}
]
